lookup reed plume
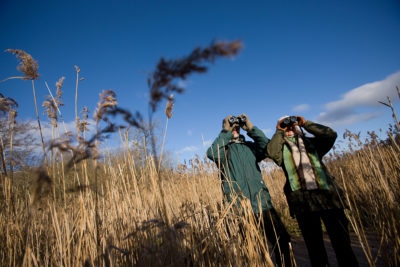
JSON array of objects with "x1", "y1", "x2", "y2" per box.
[
  {"x1": 42, "y1": 98, "x2": 57, "y2": 128},
  {"x1": 6, "y1": 49, "x2": 48, "y2": 167},
  {"x1": 5, "y1": 49, "x2": 40, "y2": 80},
  {"x1": 148, "y1": 40, "x2": 242, "y2": 112},
  {"x1": 42, "y1": 77, "x2": 65, "y2": 127},
  {"x1": 94, "y1": 90, "x2": 118, "y2": 124},
  {"x1": 147, "y1": 40, "x2": 242, "y2": 162},
  {"x1": 0, "y1": 93, "x2": 18, "y2": 179},
  {"x1": 0, "y1": 93, "x2": 18, "y2": 116},
  {"x1": 79, "y1": 106, "x2": 90, "y2": 136},
  {"x1": 165, "y1": 93, "x2": 174, "y2": 119},
  {"x1": 74, "y1": 65, "x2": 83, "y2": 136}
]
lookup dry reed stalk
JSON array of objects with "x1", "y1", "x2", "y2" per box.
[
  {"x1": 158, "y1": 94, "x2": 174, "y2": 172},
  {"x1": 5, "y1": 49, "x2": 48, "y2": 168},
  {"x1": 330, "y1": 131, "x2": 400, "y2": 265},
  {"x1": 0, "y1": 94, "x2": 17, "y2": 180},
  {"x1": 43, "y1": 78, "x2": 67, "y2": 200},
  {"x1": 93, "y1": 89, "x2": 118, "y2": 261},
  {"x1": 74, "y1": 66, "x2": 81, "y2": 136},
  {"x1": 0, "y1": 135, "x2": 8, "y2": 180},
  {"x1": 32, "y1": 80, "x2": 49, "y2": 168},
  {"x1": 339, "y1": 168, "x2": 375, "y2": 266}
]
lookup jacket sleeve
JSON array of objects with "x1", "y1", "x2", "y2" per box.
[
  {"x1": 266, "y1": 129, "x2": 286, "y2": 166},
  {"x1": 206, "y1": 130, "x2": 233, "y2": 166},
  {"x1": 246, "y1": 126, "x2": 270, "y2": 161},
  {"x1": 303, "y1": 121, "x2": 337, "y2": 157}
]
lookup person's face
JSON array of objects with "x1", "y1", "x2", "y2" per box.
[
  {"x1": 285, "y1": 125, "x2": 296, "y2": 137},
  {"x1": 232, "y1": 125, "x2": 240, "y2": 138}
]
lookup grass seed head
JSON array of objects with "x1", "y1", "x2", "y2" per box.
[
  {"x1": 0, "y1": 93, "x2": 18, "y2": 121},
  {"x1": 74, "y1": 65, "x2": 80, "y2": 73},
  {"x1": 42, "y1": 98, "x2": 58, "y2": 126},
  {"x1": 148, "y1": 40, "x2": 243, "y2": 112},
  {"x1": 6, "y1": 49, "x2": 40, "y2": 80},
  {"x1": 56, "y1": 77, "x2": 65, "y2": 102},
  {"x1": 79, "y1": 106, "x2": 90, "y2": 133},
  {"x1": 94, "y1": 90, "x2": 117, "y2": 122},
  {"x1": 165, "y1": 94, "x2": 174, "y2": 119}
]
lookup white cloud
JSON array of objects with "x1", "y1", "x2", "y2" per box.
[
  {"x1": 187, "y1": 130, "x2": 192, "y2": 136},
  {"x1": 292, "y1": 104, "x2": 310, "y2": 112},
  {"x1": 25, "y1": 119, "x2": 97, "y2": 153},
  {"x1": 177, "y1": 79, "x2": 191, "y2": 88},
  {"x1": 316, "y1": 71, "x2": 400, "y2": 127},
  {"x1": 261, "y1": 129, "x2": 272, "y2": 134},
  {"x1": 317, "y1": 111, "x2": 382, "y2": 127},
  {"x1": 42, "y1": 119, "x2": 96, "y2": 141},
  {"x1": 178, "y1": 146, "x2": 199, "y2": 153},
  {"x1": 202, "y1": 139, "x2": 212, "y2": 147}
]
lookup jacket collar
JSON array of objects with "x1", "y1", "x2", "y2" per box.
[{"x1": 230, "y1": 134, "x2": 246, "y2": 144}]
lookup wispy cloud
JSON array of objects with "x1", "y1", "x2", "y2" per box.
[
  {"x1": 317, "y1": 111, "x2": 381, "y2": 127},
  {"x1": 316, "y1": 71, "x2": 400, "y2": 127},
  {"x1": 25, "y1": 119, "x2": 96, "y2": 153},
  {"x1": 202, "y1": 139, "x2": 212, "y2": 147},
  {"x1": 177, "y1": 79, "x2": 191, "y2": 88},
  {"x1": 41, "y1": 119, "x2": 96, "y2": 141},
  {"x1": 261, "y1": 128, "x2": 272, "y2": 134},
  {"x1": 178, "y1": 145, "x2": 199, "y2": 153},
  {"x1": 292, "y1": 104, "x2": 310, "y2": 112},
  {"x1": 187, "y1": 130, "x2": 192, "y2": 136}
]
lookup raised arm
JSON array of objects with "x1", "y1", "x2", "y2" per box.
[
  {"x1": 207, "y1": 116, "x2": 234, "y2": 165},
  {"x1": 266, "y1": 129, "x2": 285, "y2": 166},
  {"x1": 303, "y1": 121, "x2": 337, "y2": 157},
  {"x1": 206, "y1": 130, "x2": 232, "y2": 165},
  {"x1": 237, "y1": 114, "x2": 269, "y2": 161},
  {"x1": 247, "y1": 126, "x2": 270, "y2": 161}
]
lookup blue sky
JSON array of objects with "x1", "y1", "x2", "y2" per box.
[{"x1": 1, "y1": 0, "x2": 400, "y2": 164}]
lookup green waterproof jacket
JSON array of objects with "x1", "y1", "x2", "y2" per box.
[
  {"x1": 267, "y1": 121, "x2": 346, "y2": 217},
  {"x1": 207, "y1": 126, "x2": 273, "y2": 214}
]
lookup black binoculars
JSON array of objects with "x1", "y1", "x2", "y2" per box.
[
  {"x1": 280, "y1": 116, "x2": 298, "y2": 128},
  {"x1": 229, "y1": 115, "x2": 247, "y2": 126}
]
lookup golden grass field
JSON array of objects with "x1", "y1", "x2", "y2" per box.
[{"x1": 1, "y1": 125, "x2": 399, "y2": 266}]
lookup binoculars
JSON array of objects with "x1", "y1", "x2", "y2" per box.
[
  {"x1": 229, "y1": 115, "x2": 247, "y2": 126},
  {"x1": 280, "y1": 116, "x2": 298, "y2": 128}
]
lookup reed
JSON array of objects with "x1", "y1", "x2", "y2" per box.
[{"x1": 5, "y1": 49, "x2": 48, "y2": 168}]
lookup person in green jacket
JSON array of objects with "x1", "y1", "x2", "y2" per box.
[
  {"x1": 207, "y1": 114, "x2": 293, "y2": 267},
  {"x1": 267, "y1": 115, "x2": 358, "y2": 267}
]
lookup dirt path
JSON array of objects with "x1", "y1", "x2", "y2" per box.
[{"x1": 290, "y1": 232, "x2": 384, "y2": 266}]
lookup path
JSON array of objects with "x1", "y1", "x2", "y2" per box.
[{"x1": 290, "y1": 232, "x2": 384, "y2": 266}]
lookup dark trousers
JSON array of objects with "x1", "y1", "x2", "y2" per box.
[
  {"x1": 296, "y1": 209, "x2": 358, "y2": 267},
  {"x1": 257, "y1": 209, "x2": 293, "y2": 267}
]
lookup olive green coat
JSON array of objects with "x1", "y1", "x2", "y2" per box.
[
  {"x1": 267, "y1": 121, "x2": 345, "y2": 217},
  {"x1": 207, "y1": 126, "x2": 273, "y2": 214}
]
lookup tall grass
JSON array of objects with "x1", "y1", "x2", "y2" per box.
[
  {"x1": 0, "y1": 148, "x2": 275, "y2": 266},
  {"x1": 1, "y1": 125, "x2": 399, "y2": 266},
  {"x1": 329, "y1": 130, "x2": 400, "y2": 265}
]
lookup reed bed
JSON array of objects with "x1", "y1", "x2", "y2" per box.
[
  {"x1": 0, "y1": 128, "x2": 399, "y2": 266},
  {"x1": 0, "y1": 153, "x2": 273, "y2": 266}
]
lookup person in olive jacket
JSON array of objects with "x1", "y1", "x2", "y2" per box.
[
  {"x1": 267, "y1": 115, "x2": 358, "y2": 267},
  {"x1": 207, "y1": 114, "x2": 293, "y2": 267}
]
